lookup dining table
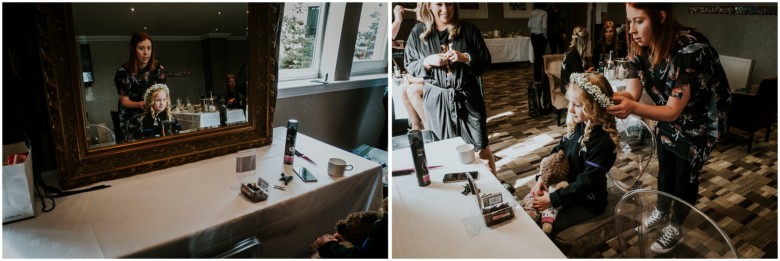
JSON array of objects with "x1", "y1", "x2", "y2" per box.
[
  {"x1": 484, "y1": 36, "x2": 534, "y2": 64},
  {"x1": 392, "y1": 137, "x2": 566, "y2": 258},
  {"x1": 3, "y1": 127, "x2": 383, "y2": 258},
  {"x1": 173, "y1": 109, "x2": 246, "y2": 131}
]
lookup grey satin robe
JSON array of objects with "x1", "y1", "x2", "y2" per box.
[{"x1": 404, "y1": 21, "x2": 492, "y2": 149}]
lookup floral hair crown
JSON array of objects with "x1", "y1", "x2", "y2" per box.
[
  {"x1": 570, "y1": 73, "x2": 613, "y2": 109},
  {"x1": 144, "y1": 83, "x2": 169, "y2": 103}
]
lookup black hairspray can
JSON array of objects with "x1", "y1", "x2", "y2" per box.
[
  {"x1": 283, "y1": 119, "x2": 298, "y2": 165},
  {"x1": 407, "y1": 130, "x2": 430, "y2": 187}
]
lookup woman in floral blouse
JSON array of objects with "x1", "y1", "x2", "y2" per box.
[
  {"x1": 114, "y1": 31, "x2": 166, "y2": 142},
  {"x1": 606, "y1": 3, "x2": 731, "y2": 254}
]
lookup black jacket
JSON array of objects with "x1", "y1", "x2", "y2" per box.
[{"x1": 549, "y1": 124, "x2": 616, "y2": 215}]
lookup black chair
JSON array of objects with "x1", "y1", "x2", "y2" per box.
[
  {"x1": 726, "y1": 77, "x2": 777, "y2": 153},
  {"x1": 110, "y1": 110, "x2": 123, "y2": 143}
]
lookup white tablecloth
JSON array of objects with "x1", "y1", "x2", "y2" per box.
[
  {"x1": 173, "y1": 109, "x2": 246, "y2": 130},
  {"x1": 3, "y1": 127, "x2": 383, "y2": 258},
  {"x1": 484, "y1": 37, "x2": 534, "y2": 64},
  {"x1": 392, "y1": 137, "x2": 565, "y2": 258}
]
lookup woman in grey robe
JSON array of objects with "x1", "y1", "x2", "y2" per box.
[{"x1": 404, "y1": 2, "x2": 496, "y2": 173}]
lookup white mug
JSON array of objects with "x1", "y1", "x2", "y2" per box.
[
  {"x1": 328, "y1": 158, "x2": 353, "y2": 177},
  {"x1": 457, "y1": 144, "x2": 475, "y2": 164}
]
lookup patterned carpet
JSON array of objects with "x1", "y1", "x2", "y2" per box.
[{"x1": 477, "y1": 62, "x2": 778, "y2": 258}]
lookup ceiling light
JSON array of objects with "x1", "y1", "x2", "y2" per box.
[
  {"x1": 143, "y1": 26, "x2": 147, "y2": 30},
  {"x1": 215, "y1": 28, "x2": 219, "y2": 31},
  {"x1": 130, "y1": 7, "x2": 135, "y2": 12},
  {"x1": 217, "y1": 11, "x2": 221, "y2": 15},
  {"x1": 246, "y1": 10, "x2": 249, "y2": 14}
]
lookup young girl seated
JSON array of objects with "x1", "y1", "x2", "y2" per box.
[
  {"x1": 132, "y1": 84, "x2": 181, "y2": 139},
  {"x1": 529, "y1": 72, "x2": 620, "y2": 235}
]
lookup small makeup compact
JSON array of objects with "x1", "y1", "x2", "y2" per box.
[{"x1": 240, "y1": 176, "x2": 270, "y2": 202}]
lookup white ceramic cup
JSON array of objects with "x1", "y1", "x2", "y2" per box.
[
  {"x1": 457, "y1": 144, "x2": 476, "y2": 164},
  {"x1": 328, "y1": 158, "x2": 353, "y2": 177}
]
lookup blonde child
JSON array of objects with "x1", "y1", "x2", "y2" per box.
[
  {"x1": 136, "y1": 84, "x2": 181, "y2": 138},
  {"x1": 527, "y1": 72, "x2": 620, "y2": 235}
]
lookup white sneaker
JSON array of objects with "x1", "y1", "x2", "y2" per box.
[
  {"x1": 643, "y1": 207, "x2": 668, "y2": 231},
  {"x1": 650, "y1": 224, "x2": 683, "y2": 254}
]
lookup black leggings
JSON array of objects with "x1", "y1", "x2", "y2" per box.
[
  {"x1": 656, "y1": 140, "x2": 703, "y2": 225},
  {"x1": 550, "y1": 203, "x2": 599, "y2": 235}
]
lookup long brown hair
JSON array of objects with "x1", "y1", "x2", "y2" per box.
[
  {"x1": 625, "y1": 3, "x2": 693, "y2": 65},
  {"x1": 418, "y1": 2, "x2": 460, "y2": 43},
  {"x1": 127, "y1": 31, "x2": 157, "y2": 74},
  {"x1": 599, "y1": 20, "x2": 622, "y2": 57}
]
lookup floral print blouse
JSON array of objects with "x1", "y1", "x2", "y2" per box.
[
  {"x1": 627, "y1": 29, "x2": 731, "y2": 166},
  {"x1": 114, "y1": 63, "x2": 166, "y2": 141}
]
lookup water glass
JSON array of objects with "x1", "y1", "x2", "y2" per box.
[{"x1": 236, "y1": 149, "x2": 257, "y2": 186}]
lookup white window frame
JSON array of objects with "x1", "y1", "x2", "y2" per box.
[
  {"x1": 351, "y1": 3, "x2": 389, "y2": 76},
  {"x1": 279, "y1": 2, "x2": 388, "y2": 84},
  {"x1": 278, "y1": 3, "x2": 328, "y2": 80}
]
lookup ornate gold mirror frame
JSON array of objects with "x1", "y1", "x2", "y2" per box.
[{"x1": 35, "y1": 3, "x2": 280, "y2": 189}]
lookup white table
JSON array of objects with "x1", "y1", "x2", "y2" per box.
[
  {"x1": 484, "y1": 36, "x2": 534, "y2": 64},
  {"x1": 3, "y1": 127, "x2": 383, "y2": 258},
  {"x1": 173, "y1": 109, "x2": 246, "y2": 130},
  {"x1": 392, "y1": 137, "x2": 565, "y2": 258}
]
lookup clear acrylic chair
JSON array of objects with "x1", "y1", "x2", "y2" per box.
[
  {"x1": 614, "y1": 189, "x2": 739, "y2": 258},
  {"x1": 607, "y1": 115, "x2": 657, "y2": 195},
  {"x1": 87, "y1": 123, "x2": 116, "y2": 147}
]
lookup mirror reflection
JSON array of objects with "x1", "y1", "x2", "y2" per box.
[{"x1": 72, "y1": 3, "x2": 249, "y2": 147}]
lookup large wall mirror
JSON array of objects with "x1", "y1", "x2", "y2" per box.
[{"x1": 35, "y1": 3, "x2": 280, "y2": 189}]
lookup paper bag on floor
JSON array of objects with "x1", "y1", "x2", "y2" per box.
[{"x1": 3, "y1": 142, "x2": 35, "y2": 224}]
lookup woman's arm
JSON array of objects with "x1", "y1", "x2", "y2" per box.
[
  {"x1": 119, "y1": 95, "x2": 144, "y2": 109},
  {"x1": 608, "y1": 77, "x2": 691, "y2": 122},
  {"x1": 446, "y1": 24, "x2": 491, "y2": 75},
  {"x1": 392, "y1": 5, "x2": 404, "y2": 40},
  {"x1": 404, "y1": 26, "x2": 445, "y2": 76}
]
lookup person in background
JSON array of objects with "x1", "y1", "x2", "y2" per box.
[
  {"x1": 114, "y1": 31, "x2": 166, "y2": 142},
  {"x1": 546, "y1": 3, "x2": 567, "y2": 54},
  {"x1": 528, "y1": 3, "x2": 548, "y2": 82},
  {"x1": 592, "y1": 20, "x2": 626, "y2": 69},
  {"x1": 223, "y1": 73, "x2": 245, "y2": 110},
  {"x1": 130, "y1": 84, "x2": 181, "y2": 139},
  {"x1": 560, "y1": 26, "x2": 592, "y2": 94},
  {"x1": 532, "y1": 73, "x2": 618, "y2": 235},
  {"x1": 606, "y1": 3, "x2": 731, "y2": 254},
  {"x1": 405, "y1": 2, "x2": 500, "y2": 181},
  {"x1": 393, "y1": 3, "x2": 427, "y2": 130}
]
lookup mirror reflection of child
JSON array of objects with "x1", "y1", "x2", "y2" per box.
[{"x1": 135, "y1": 84, "x2": 181, "y2": 139}]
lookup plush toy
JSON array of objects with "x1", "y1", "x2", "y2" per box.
[
  {"x1": 310, "y1": 210, "x2": 380, "y2": 258},
  {"x1": 521, "y1": 150, "x2": 570, "y2": 234}
]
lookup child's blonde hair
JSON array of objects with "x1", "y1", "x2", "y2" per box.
[
  {"x1": 141, "y1": 84, "x2": 173, "y2": 122},
  {"x1": 565, "y1": 73, "x2": 620, "y2": 148}
]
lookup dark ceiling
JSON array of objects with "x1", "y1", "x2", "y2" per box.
[{"x1": 71, "y1": 3, "x2": 249, "y2": 38}]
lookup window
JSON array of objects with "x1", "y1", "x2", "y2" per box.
[
  {"x1": 279, "y1": 3, "x2": 325, "y2": 79},
  {"x1": 279, "y1": 3, "x2": 388, "y2": 82},
  {"x1": 351, "y1": 2, "x2": 388, "y2": 75}
]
